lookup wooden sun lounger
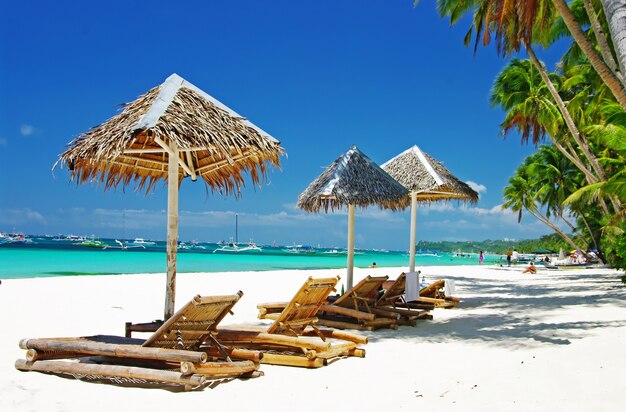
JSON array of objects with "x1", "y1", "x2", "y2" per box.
[
  {"x1": 414, "y1": 279, "x2": 461, "y2": 308},
  {"x1": 16, "y1": 292, "x2": 261, "y2": 390},
  {"x1": 257, "y1": 276, "x2": 398, "y2": 331},
  {"x1": 374, "y1": 273, "x2": 434, "y2": 325},
  {"x1": 316, "y1": 275, "x2": 399, "y2": 330},
  {"x1": 218, "y1": 277, "x2": 367, "y2": 368}
]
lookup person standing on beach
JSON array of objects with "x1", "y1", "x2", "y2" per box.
[
  {"x1": 506, "y1": 249, "x2": 512, "y2": 266},
  {"x1": 479, "y1": 251, "x2": 484, "y2": 265},
  {"x1": 512, "y1": 249, "x2": 519, "y2": 265}
]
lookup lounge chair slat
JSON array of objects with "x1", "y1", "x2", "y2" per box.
[
  {"x1": 17, "y1": 291, "x2": 258, "y2": 388},
  {"x1": 20, "y1": 337, "x2": 208, "y2": 364},
  {"x1": 15, "y1": 359, "x2": 205, "y2": 389}
]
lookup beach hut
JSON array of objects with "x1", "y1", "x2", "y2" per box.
[
  {"x1": 55, "y1": 73, "x2": 284, "y2": 320},
  {"x1": 381, "y1": 145, "x2": 478, "y2": 272},
  {"x1": 297, "y1": 145, "x2": 408, "y2": 289}
]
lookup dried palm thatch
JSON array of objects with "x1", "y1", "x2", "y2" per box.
[
  {"x1": 54, "y1": 73, "x2": 284, "y2": 194},
  {"x1": 297, "y1": 145, "x2": 409, "y2": 212},
  {"x1": 381, "y1": 145, "x2": 478, "y2": 203}
]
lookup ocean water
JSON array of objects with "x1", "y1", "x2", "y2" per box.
[{"x1": 0, "y1": 239, "x2": 500, "y2": 279}]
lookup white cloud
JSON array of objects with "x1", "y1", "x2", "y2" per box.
[
  {"x1": 20, "y1": 124, "x2": 35, "y2": 137},
  {"x1": 356, "y1": 208, "x2": 405, "y2": 222},
  {"x1": 466, "y1": 180, "x2": 487, "y2": 194},
  {"x1": 0, "y1": 208, "x2": 46, "y2": 226},
  {"x1": 459, "y1": 204, "x2": 510, "y2": 216},
  {"x1": 420, "y1": 202, "x2": 455, "y2": 213}
]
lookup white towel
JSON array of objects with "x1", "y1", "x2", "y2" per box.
[
  {"x1": 445, "y1": 279, "x2": 456, "y2": 297},
  {"x1": 405, "y1": 271, "x2": 419, "y2": 302}
]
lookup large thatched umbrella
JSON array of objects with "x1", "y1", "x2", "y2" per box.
[
  {"x1": 55, "y1": 73, "x2": 284, "y2": 320},
  {"x1": 381, "y1": 145, "x2": 478, "y2": 272},
  {"x1": 297, "y1": 145, "x2": 408, "y2": 289}
]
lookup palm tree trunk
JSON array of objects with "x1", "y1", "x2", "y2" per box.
[
  {"x1": 553, "y1": 0, "x2": 626, "y2": 110},
  {"x1": 528, "y1": 207, "x2": 585, "y2": 251},
  {"x1": 525, "y1": 43, "x2": 622, "y2": 215},
  {"x1": 578, "y1": 210, "x2": 605, "y2": 262},
  {"x1": 560, "y1": 213, "x2": 590, "y2": 248},
  {"x1": 551, "y1": 137, "x2": 611, "y2": 214},
  {"x1": 526, "y1": 44, "x2": 606, "y2": 180},
  {"x1": 583, "y1": 0, "x2": 622, "y2": 82},
  {"x1": 600, "y1": 0, "x2": 626, "y2": 88}
]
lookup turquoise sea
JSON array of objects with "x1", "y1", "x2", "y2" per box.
[{"x1": 0, "y1": 238, "x2": 501, "y2": 279}]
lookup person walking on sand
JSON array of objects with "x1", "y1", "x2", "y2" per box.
[
  {"x1": 512, "y1": 249, "x2": 519, "y2": 265},
  {"x1": 479, "y1": 251, "x2": 484, "y2": 265},
  {"x1": 506, "y1": 249, "x2": 512, "y2": 266}
]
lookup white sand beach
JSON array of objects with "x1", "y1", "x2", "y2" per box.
[{"x1": 1, "y1": 265, "x2": 625, "y2": 411}]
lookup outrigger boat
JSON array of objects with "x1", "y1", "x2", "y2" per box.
[{"x1": 213, "y1": 239, "x2": 262, "y2": 253}]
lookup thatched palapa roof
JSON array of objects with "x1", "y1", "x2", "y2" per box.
[
  {"x1": 55, "y1": 73, "x2": 284, "y2": 194},
  {"x1": 297, "y1": 145, "x2": 409, "y2": 212},
  {"x1": 381, "y1": 145, "x2": 478, "y2": 203}
]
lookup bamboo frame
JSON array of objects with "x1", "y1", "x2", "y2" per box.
[
  {"x1": 219, "y1": 277, "x2": 367, "y2": 368},
  {"x1": 16, "y1": 292, "x2": 260, "y2": 389},
  {"x1": 15, "y1": 359, "x2": 206, "y2": 389}
]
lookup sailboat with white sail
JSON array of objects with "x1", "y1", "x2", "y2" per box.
[{"x1": 213, "y1": 214, "x2": 262, "y2": 253}]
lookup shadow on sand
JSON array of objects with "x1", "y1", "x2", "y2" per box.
[{"x1": 367, "y1": 270, "x2": 626, "y2": 349}]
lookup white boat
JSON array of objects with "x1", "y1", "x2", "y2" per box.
[
  {"x1": 213, "y1": 240, "x2": 262, "y2": 253},
  {"x1": 0, "y1": 232, "x2": 33, "y2": 244},
  {"x1": 53, "y1": 234, "x2": 86, "y2": 242},
  {"x1": 179, "y1": 240, "x2": 206, "y2": 250},
  {"x1": 131, "y1": 238, "x2": 156, "y2": 246},
  {"x1": 103, "y1": 240, "x2": 146, "y2": 250},
  {"x1": 283, "y1": 244, "x2": 316, "y2": 254},
  {"x1": 241, "y1": 241, "x2": 262, "y2": 252},
  {"x1": 322, "y1": 249, "x2": 346, "y2": 255}
]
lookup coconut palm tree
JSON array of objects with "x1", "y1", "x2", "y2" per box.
[
  {"x1": 491, "y1": 60, "x2": 599, "y2": 183},
  {"x1": 435, "y1": 0, "x2": 626, "y2": 111},
  {"x1": 529, "y1": 145, "x2": 590, "y2": 249},
  {"x1": 437, "y1": 0, "x2": 622, "y2": 214},
  {"x1": 503, "y1": 159, "x2": 585, "y2": 250},
  {"x1": 598, "y1": 1, "x2": 626, "y2": 87},
  {"x1": 567, "y1": 104, "x2": 626, "y2": 205}
]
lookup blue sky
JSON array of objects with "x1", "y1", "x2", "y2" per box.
[{"x1": 0, "y1": 1, "x2": 570, "y2": 250}]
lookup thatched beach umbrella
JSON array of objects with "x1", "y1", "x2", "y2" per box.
[
  {"x1": 55, "y1": 73, "x2": 284, "y2": 320},
  {"x1": 297, "y1": 145, "x2": 408, "y2": 289},
  {"x1": 381, "y1": 145, "x2": 478, "y2": 272}
]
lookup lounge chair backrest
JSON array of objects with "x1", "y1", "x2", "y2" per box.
[
  {"x1": 420, "y1": 280, "x2": 445, "y2": 298},
  {"x1": 333, "y1": 276, "x2": 388, "y2": 308},
  {"x1": 143, "y1": 292, "x2": 243, "y2": 350},
  {"x1": 376, "y1": 273, "x2": 406, "y2": 306},
  {"x1": 267, "y1": 277, "x2": 338, "y2": 335}
]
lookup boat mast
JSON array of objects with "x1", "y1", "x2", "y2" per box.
[{"x1": 235, "y1": 214, "x2": 238, "y2": 244}]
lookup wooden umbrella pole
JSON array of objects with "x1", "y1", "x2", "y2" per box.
[
  {"x1": 165, "y1": 142, "x2": 180, "y2": 320},
  {"x1": 409, "y1": 191, "x2": 417, "y2": 272},
  {"x1": 347, "y1": 203, "x2": 355, "y2": 290}
]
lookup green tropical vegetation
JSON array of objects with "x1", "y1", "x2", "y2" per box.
[
  {"x1": 417, "y1": 0, "x2": 626, "y2": 274},
  {"x1": 417, "y1": 233, "x2": 582, "y2": 254}
]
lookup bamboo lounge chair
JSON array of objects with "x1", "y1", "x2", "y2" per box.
[
  {"x1": 417, "y1": 279, "x2": 461, "y2": 308},
  {"x1": 16, "y1": 292, "x2": 261, "y2": 390},
  {"x1": 315, "y1": 275, "x2": 400, "y2": 331},
  {"x1": 374, "y1": 273, "x2": 434, "y2": 325},
  {"x1": 219, "y1": 276, "x2": 367, "y2": 368},
  {"x1": 258, "y1": 275, "x2": 398, "y2": 331}
]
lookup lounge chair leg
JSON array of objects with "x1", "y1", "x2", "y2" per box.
[
  {"x1": 206, "y1": 334, "x2": 232, "y2": 362},
  {"x1": 310, "y1": 325, "x2": 327, "y2": 342}
]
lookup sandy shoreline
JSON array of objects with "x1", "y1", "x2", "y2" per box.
[{"x1": 2, "y1": 265, "x2": 625, "y2": 411}]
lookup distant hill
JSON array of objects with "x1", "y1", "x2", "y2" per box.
[{"x1": 416, "y1": 233, "x2": 577, "y2": 254}]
